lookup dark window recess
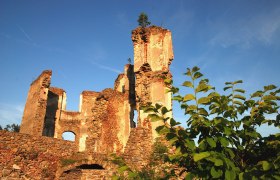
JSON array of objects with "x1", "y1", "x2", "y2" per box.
[{"x1": 77, "y1": 164, "x2": 104, "y2": 169}]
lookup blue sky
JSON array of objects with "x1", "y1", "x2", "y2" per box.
[{"x1": 0, "y1": 0, "x2": 279, "y2": 135}]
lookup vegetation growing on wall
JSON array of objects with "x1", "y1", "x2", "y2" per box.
[
  {"x1": 141, "y1": 66, "x2": 280, "y2": 179},
  {"x1": 138, "y1": 12, "x2": 151, "y2": 28}
]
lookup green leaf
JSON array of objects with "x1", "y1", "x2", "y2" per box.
[
  {"x1": 224, "y1": 127, "x2": 231, "y2": 136},
  {"x1": 224, "y1": 86, "x2": 232, "y2": 91},
  {"x1": 161, "y1": 107, "x2": 169, "y2": 115},
  {"x1": 225, "y1": 170, "x2": 235, "y2": 180},
  {"x1": 198, "y1": 97, "x2": 210, "y2": 104},
  {"x1": 198, "y1": 108, "x2": 208, "y2": 116},
  {"x1": 182, "y1": 81, "x2": 193, "y2": 88},
  {"x1": 225, "y1": 82, "x2": 232, "y2": 85},
  {"x1": 186, "y1": 139, "x2": 196, "y2": 150},
  {"x1": 219, "y1": 137, "x2": 229, "y2": 147},
  {"x1": 214, "y1": 159, "x2": 223, "y2": 166},
  {"x1": 239, "y1": 172, "x2": 244, "y2": 180},
  {"x1": 262, "y1": 161, "x2": 272, "y2": 171},
  {"x1": 183, "y1": 94, "x2": 195, "y2": 102},
  {"x1": 185, "y1": 172, "x2": 195, "y2": 180},
  {"x1": 172, "y1": 95, "x2": 183, "y2": 101},
  {"x1": 233, "y1": 94, "x2": 246, "y2": 101},
  {"x1": 185, "y1": 68, "x2": 191, "y2": 76},
  {"x1": 233, "y1": 100, "x2": 243, "y2": 106},
  {"x1": 211, "y1": 167, "x2": 223, "y2": 178},
  {"x1": 234, "y1": 88, "x2": 245, "y2": 93},
  {"x1": 193, "y1": 72, "x2": 203, "y2": 80},
  {"x1": 225, "y1": 148, "x2": 235, "y2": 159},
  {"x1": 166, "y1": 133, "x2": 178, "y2": 144},
  {"x1": 263, "y1": 95, "x2": 277, "y2": 101},
  {"x1": 208, "y1": 92, "x2": 220, "y2": 98},
  {"x1": 170, "y1": 118, "x2": 177, "y2": 126},
  {"x1": 156, "y1": 126, "x2": 170, "y2": 134},
  {"x1": 206, "y1": 137, "x2": 216, "y2": 148},
  {"x1": 233, "y1": 80, "x2": 243, "y2": 84},
  {"x1": 195, "y1": 83, "x2": 209, "y2": 93},
  {"x1": 148, "y1": 114, "x2": 163, "y2": 122},
  {"x1": 142, "y1": 107, "x2": 155, "y2": 113},
  {"x1": 155, "y1": 125, "x2": 164, "y2": 133},
  {"x1": 264, "y1": 84, "x2": 277, "y2": 91},
  {"x1": 193, "y1": 152, "x2": 210, "y2": 162},
  {"x1": 187, "y1": 105, "x2": 197, "y2": 112},
  {"x1": 192, "y1": 66, "x2": 200, "y2": 72},
  {"x1": 251, "y1": 91, "x2": 264, "y2": 98},
  {"x1": 155, "y1": 103, "x2": 162, "y2": 109},
  {"x1": 164, "y1": 78, "x2": 172, "y2": 84}
]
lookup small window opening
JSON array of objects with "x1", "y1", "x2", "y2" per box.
[
  {"x1": 131, "y1": 110, "x2": 138, "y2": 128},
  {"x1": 62, "y1": 131, "x2": 75, "y2": 141}
]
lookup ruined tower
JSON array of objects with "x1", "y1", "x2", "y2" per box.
[
  {"x1": 20, "y1": 70, "x2": 53, "y2": 136},
  {"x1": 132, "y1": 26, "x2": 174, "y2": 139}
]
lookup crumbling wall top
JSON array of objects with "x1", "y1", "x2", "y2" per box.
[
  {"x1": 49, "y1": 87, "x2": 65, "y2": 95},
  {"x1": 132, "y1": 26, "x2": 174, "y2": 72},
  {"x1": 131, "y1": 26, "x2": 171, "y2": 43},
  {"x1": 30, "y1": 70, "x2": 52, "y2": 86},
  {"x1": 81, "y1": 90, "x2": 99, "y2": 96}
]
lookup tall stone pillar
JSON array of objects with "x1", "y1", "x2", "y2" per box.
[
  {"x1": 132, "y1": 26, "x2": 174, "y2": 140},
  {"x1": 20, "y1": 70, "x2": 52, "y2": 136}
]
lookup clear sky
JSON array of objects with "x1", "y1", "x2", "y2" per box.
[{"x1": 0, "y1": 0, "x2": 279, "y2": 135}]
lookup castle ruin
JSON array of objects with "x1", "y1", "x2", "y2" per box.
[{"x1": 0, "y1": 26, "x2": 174, "y2": 179}]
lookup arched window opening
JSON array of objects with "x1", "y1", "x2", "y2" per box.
[
  {"x1": 62, "y1": 131, "x2": 76, "y2": 141},
  {"x1": 77, "y1": 164, "x2": 104, "y2": 170}
]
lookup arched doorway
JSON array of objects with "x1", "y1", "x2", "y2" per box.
[{"x1": 60, "y1": 164, "x2": 107, "y2": 180}]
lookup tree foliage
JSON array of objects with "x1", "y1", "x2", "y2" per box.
[
  {"x1": 138, "y1": 12, "x2": 151, "y2": 28},
  {"x1": 0, "y1": 123, "x2": 20, "y2": 132},
  {"x1": 141, "y1": 67, "x2": 280, "y2": 179}
]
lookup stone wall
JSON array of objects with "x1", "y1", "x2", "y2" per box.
[
  {"x1": 123, "y1": 127, "x2": 153, "y2": 171},
  {"x1": 0, "y1": 130, "x2": 77, "y2": 179},
  {"x1": 92, "y1": 88, "x2": 132, "y2": 154},
  {"x1": 20, "y1": 70, "x2": 52, "y2": 136},
  {"x1": 132, "y1": 26, "x2": 174, "y2": 72}
]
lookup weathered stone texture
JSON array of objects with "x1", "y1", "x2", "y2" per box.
[
  {"x1": 132, "y1": 26, "x2": 174, "y2": 72},
  {"x1": 20, "y1": 70, "x2": 52, "y2": 136},
  {"x1": 0, "y1": 130, "x2": 76, "y2": 179},
  {"x1": 123, "y1": 127, "x2": 153, "y2": 171}
]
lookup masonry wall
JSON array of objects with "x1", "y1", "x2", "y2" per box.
[
  {"x1": 132, "y1": 26, "x2": 174, "y2": 140},
  {"x1": 20, "y1": 70, "x2": 52, "y2": 136},
  {"x1": 90, "y1": 88, "x2": 132, "y2": 154},
  {"x1": 0, "y1": 130, "x2": 77, "y2": 179},
  {"x1": 123, "y1": 127, "x2": 153, "y2": 170}
]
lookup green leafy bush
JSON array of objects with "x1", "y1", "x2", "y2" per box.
[{"x1": 142, "y1": 67, "x2": 280, "y2": 179}]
